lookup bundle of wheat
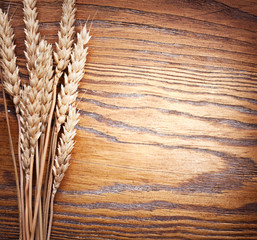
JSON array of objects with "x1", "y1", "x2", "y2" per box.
[{"x1": 0, "y1": 0, "x2": 91, "y2": 239}]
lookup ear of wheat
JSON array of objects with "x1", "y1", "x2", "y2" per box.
[
  {"x1": 54, "y1": 0, "x2": 76, "y2": 77},
  {"x1": 23, "y1": 0, "x2": 40, "y2": 75},
  {"x1": 53, "y1": 106, "x2": 79, "y2": 194},
  {"x1": 56, "y1": 24, "x2": 90, "y2": 132},
  {"x1": 0, "y1": 9, "x2": 21, "y2": 113},
  {"x1": 0, "y1": 0, "x2": 91, "y2": 239}
]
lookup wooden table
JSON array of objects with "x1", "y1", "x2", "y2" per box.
[{"x1": 1, "y1": 0, "x2": 257, "y2": 239}]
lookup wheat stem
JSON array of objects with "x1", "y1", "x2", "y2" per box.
[
  {"x1": 42, "y1": 127, "x2": 54, "y2": 237},
  {"x1": 39, "y1": 134, "x2": 45, "y2": 240},
  {"x1": 17, "y1": 115, "x2": 25, "y2": 240},
  {"x1": 42, "y1": 129, "x2": 53, "y2": 226},
  {"x1": 2, "y1": 87, "x2": 22, "y2": 239},
  {"x1": 28, "y1": 153, "x2": 34, "y2": 231},
  {"x1": 43, "y1": 129, "x2": 57, "y2": 238},
  {"x1": 46, "y1": 193, "x2": 55, "y2": 240},
  {"x1": 25, "y1": 177, "x2": 30, "y2": 239},
  {"x1": 30, "y1": 82, "x2": 57, "y2": 240},
  {"x1": 34, "y1": 143, "x2": 43, "y2": 240},
  {"x1": 46, "y1": 106, "x2": 79, "y2": 239},
  {"x1": 35, "y1": 143, "x2": 39, "y2": 240},
  {"x1": 35, "y1": 145, "x2": 39, "y2": 240}
]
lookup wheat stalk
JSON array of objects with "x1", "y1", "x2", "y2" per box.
[
  {"x1": 21, "y1": 39, "x2": 53, "y2": 235},
  {"x1": 0, "y1": 9, "x2": 23, "y2": 239},
  {"x1": 19, "y1": 93, "x2": 31, "y2": 239},
  {"x1": 43, "y1": 0, "x2": 76, "y2": 188},
  {"x1": 47, "y1": 106, "x2": 79, "y2": 240},
  {"x1": 45, "y1": 24, "x2": 90, "y2": 239},
  {"x1": 19, "y1": 93, "x2": 32, "y2": 178},
  {"x1": 42, "y1": 1, "x2": 77, "y2": 236},
  {"x1": 34, "y1": 39, "x2": 53, "y2": 239},
  {"x1": 37, "y1": 39, "x2": 54, "y2": 238},
  {"x1": 22, "y1": 0, "x2": 43, "y2": 178},
  {"x1": 20, "y1": 83, "x2": 42, "y2": 238},
  {"x1": 23, "y1": 1, "x2": 45, "y2": 236},
  {"x1": 2, "y1": 86, "x2": 23, "y2": 239}
]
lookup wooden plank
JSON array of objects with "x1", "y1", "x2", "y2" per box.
[{"x1": 1, "y1": 0, "x2": 257, "y2": 239}]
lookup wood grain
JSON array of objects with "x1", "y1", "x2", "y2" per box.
[{"x1": 1, "y1": 0, "x2": 257, "y2": 239}]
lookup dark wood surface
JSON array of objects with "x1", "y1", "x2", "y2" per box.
[{"x1": 1, "y1": 0, "x2": 257, "y2": 239}]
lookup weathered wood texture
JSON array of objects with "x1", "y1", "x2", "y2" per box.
[{"x1": 1, "y1": 0, "x2": 257, "y2": 239}]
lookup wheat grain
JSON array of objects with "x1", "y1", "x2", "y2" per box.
[
  {"x1": 20, "y1": 84, "x2": 42, "y2": 171},
  {"x1": 19, "y1": 88, "x2": 32, "y2": 239},
  {"x1": 53, "y1": 106, "x2": 79, "y2": 194},
  {"x1": 54, "y1": 0, "x2": 76, "y2": 78},
  {"x1": 22, "y1": 84, "x2": 43, "y2": 156},
  {"x1": 19, "y1": 39, "x2": 53, "y2": 150},
  {"x1": 56, "y1": 24, "x2": 90, "y2": 132},
  {"x1": 33, "y1": 40, "x2": 54, "y2": 133},
  {"x1": 19, "y1": 93, "x2": 31, "y2": 178},
  {"x1": 0, "y1": 9, "x2": 21, "y2": 114},
  {"x1": 33, "y1": 40, "x2": 53, "y2": 81},
  {"x1": 23, "y1": 0, "x2": 40, "y2": 75},
  {"x1": 20, "y1": 93, "x2": 32, "y2": 239}
]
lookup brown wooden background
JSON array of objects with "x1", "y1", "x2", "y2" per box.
[{"x1": 1, "y1": 0, "x2": 257, "y2": 239}]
